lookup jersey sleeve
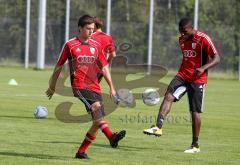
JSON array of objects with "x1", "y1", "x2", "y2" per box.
[
  {"x1": 202, "y1": 35, "x2": 218, "y2": 58},
  {"x1": 108, "y1": 37, "x2": 115, "y2": 53},
  {"x1": 97, "y1": 46, "x2": 108, "y2": 68},
  {"x1": 56, "y1": 43, "x2": 70, "y2": 66}
]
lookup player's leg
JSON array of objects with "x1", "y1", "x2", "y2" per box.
[
  {"x1": 143, "y1": 93, "x2": 175, "y2": 136},
  {"x1": 143, "y1": 76, "x2": 187, "y2": 136},
  {"x1": 90, "y1": 102, "x2": 114, "y2": 141},
  {"x1": 184, "y1": 83, "x2": 205, "y2": 153},
  {"x1": 93, "y1": 103, "x2": 126, "y2": 148},
  {"x1": 191, "y1": 111, "x2": 201, "y2": 146},
  {"x1": 157, "y1": 93, "x2": 176, "y2": 126},
  {"x1": 75, "y1": 88, "x2": 125, "y2": 153},
  {"x1": 75, "y1": 90, "x2": 102, "y2": 159},
  {"x1": 75, "y1": 126, "x2": 98, "y2": 159}
]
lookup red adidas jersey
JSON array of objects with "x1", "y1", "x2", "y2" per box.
[
  {"x1": 177, "y1": 31, "x2": 218, "y2": 83},
  {"x1": 56, "y1": 37, "x2": 108, "y2": 94},
  {"x1": 91, "y1": 31, "x2": 115, "y2": 61}
]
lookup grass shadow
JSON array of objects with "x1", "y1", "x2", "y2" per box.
[
  {"x1": 37, "y1": 140, "x2": 159, "y2": 151},
  {"x1": 0, "y1": 115, "x2": 55, "y2": 120},
  {"x1": 38, "y1": 141, "x2": 79, "y2": 144},
  {"x1": 0, "y1": 151, "x2": 69, "y2": 160}
]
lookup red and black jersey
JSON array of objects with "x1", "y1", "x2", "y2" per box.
[
  {"x1": 177, "y1": 30, "x2": 218, "y2": 83},
  {"x1": 56, "y1": 37, "x2": 108, "y2": 94},
  {"x1": 91, "y1": 31, "x2": 115, "y2": 61}
]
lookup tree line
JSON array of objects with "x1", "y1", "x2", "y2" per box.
[{"x1": 0, "y1": 0, "x2": 239, "y2": 73}]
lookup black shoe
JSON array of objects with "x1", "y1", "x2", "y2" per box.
[
  {"x1": 75, "y1": 152, "x2": 90, "y2": 159},
  {"x1": 110, "y1": 130, "x2": 126, "y2": 148}
]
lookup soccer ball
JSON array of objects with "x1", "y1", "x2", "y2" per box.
[
  {"x1": 142, "y1": 88, "x2": 160, "y2": 106},
  {"x1": 116, "y1": 88, "x2": 134, "y2": 107},
  {"x1": 33, "y1": 106, "x2": 48, "y2": 118}
]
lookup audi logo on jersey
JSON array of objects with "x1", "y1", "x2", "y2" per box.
[
  {"x1": 77, "y1": 56, "x2": 95, "y2": 64},
  {"x1": 183, "y1": 50, "x2": 197, "y2": 57}
]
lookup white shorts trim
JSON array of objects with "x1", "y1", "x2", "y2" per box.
[{"x1": 173, "y1": 86, "x2": 187, "y2": 100}]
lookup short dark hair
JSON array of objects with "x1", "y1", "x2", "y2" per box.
[
  {"x1": 93, "y1": 16, "x2": 103, "y2": 29},
  {"x1": 78, "y1": 14, "x2": 94, "y2": 27},
  {"x1": 179, "y1": 17, "x2": 193, "y2": 28}
]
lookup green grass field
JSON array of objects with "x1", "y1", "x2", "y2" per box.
[{"x1": 0, "y1": 67, "x2": 240, "y2": 165}]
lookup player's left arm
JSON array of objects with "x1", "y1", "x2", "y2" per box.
[
  {"x1": 195, "y1": 37, "x2": 220, "y2": 76},
  {"x1": 195, "y1": 54, "x2": 220, "y2": 76}
]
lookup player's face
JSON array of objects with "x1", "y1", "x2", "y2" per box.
[
  {"x1": 79, "y1": 23, "x2": 94, "y2": 40},
  {"x1": 179, "y1": 23, "x2": 194, "y2": 39}
]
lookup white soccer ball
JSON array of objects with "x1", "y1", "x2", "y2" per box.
[
  {"x1": 116, "y1": 88, "x2": 134, "y2": 107},
  {"x1": 33, "y1": 106, "x2": 48, "y2": 118},
  {"x1": 142, "y1": 88, "x2": 160, "y2": 106}
]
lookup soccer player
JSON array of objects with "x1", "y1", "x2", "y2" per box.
[
  {"x1": 143, "y1": 17, "x2": 220, "y2": 153},
  {"x1": 46, "y1": 15, "x2": 126, "y2": 159},
  {"x1": 91, "y1": 17, "x2": 117, "y2": 82},
  {"x1": 91, "y1": 16, "x2": 116, "y2": 63}
]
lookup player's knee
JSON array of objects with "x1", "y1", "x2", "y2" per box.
[
  {"x1": 92, "y1": 120, "x2": 102, "y2": 126},
  {"x1": 191, "y1": 111, "x2": 200, "y2": 119},
  {"x1": 91, "y1": 102, "x2": 102, "y2": 111},
  {"x1": 91, "y1": 102, "x2": 105, "y2": 122},
  {"x1": 92, "y1": 114, "x2": 104, "y2": 123},
  {"x1": 92, "y1": 115, "x2": 104, "y2": 124},
  {"x1": 164, "y1": 93, "x2": 175, "y2": 102}
]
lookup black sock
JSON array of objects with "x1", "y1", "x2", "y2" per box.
[
  {"x1": 156, "y1": 113, "x2": 164, "y2": 129},
  {"x1": 192, "y1": 137, "x2": 199, "y2": 147}
]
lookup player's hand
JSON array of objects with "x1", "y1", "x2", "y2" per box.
[
  {"x1": 45, "y1": 87, "x2": 55, "y2": 100},
  {"x1": 110, "y1": 87, "x2": 116, "y2": 99},
  {"x1": 194, "y1": 67, "x2": 205, "y2": 77}
]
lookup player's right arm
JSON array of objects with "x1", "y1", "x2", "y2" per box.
[
  {"x1": 107, "y1": 51, "x2": 116, "y2": 63},
  {"x1": 46, "y1": 43, "x2": 70, "y2": 99},
  {"x1": 46, "y1": 65, "x2": 63, "y2": 99},
  {"x1": 106, "y1": 37, "x2": 116, "y2": 63}
]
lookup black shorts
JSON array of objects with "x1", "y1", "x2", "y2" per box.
[
  {"x1": 73, "y1": 88, "x2": 105, "y2": 116},
  {"x1": 97, "y1": 73, "x2": 103, "y2": 83},
  {"x1": 166, "y1": 76, "x2": 206, "y2": 113}
]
